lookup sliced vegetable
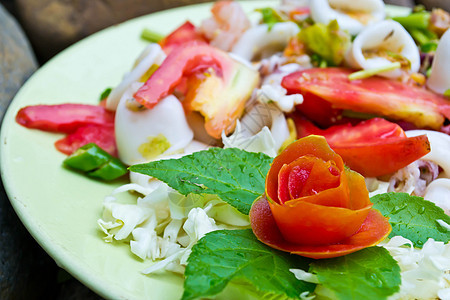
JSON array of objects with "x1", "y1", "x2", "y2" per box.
[
  {"x1": 134, "y1": 42, "x2": 259, "y2": 138},
  {"x1": 55, "y1": 124, "x2": 117, "y2": 157},
  {"x1": 348, "y1": 62, "x2": 401, "y2": 80},
  {"x1": 294, "y1": 117, "x2": 431, "y2": 177},
  {"x1": 158, "y1": 21, "x2": 207, "y2": 54},
  {"x1": 141, "y1": 28, "x2": 164, "y2": 43},
  {"x1": 392, "y1": 12, "x2": 430, "y2": 30},
  {"x1": 297, "y1": 20, "x2": 351, "y2": 66},
  {"x1": 63, "y1": 142, "x2": 110, "y2": 171},
  {"x1": 282, "y1": 68, "x2": 450, "y2": 129},
  {"x1": 88, "y1": 157, "x2": 128, "y2": 181},
  {"x1": 16, "y1": 104, "x2": 114, "y2": 133},
  {"x1": 64, "y1": 143, "x2": 127, "y2": 180}
]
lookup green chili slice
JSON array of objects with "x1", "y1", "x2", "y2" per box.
[{"x1": 63, "y1": 143, "x2": 127, "y2": 180}]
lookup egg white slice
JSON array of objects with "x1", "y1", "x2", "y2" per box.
[
  {"x1": 427, "y1": 29, "x2": 450, "y2": 94},
  {"x1": 115, "y1": 84, "x2": 193, "y2": 165},
  {"x1": 106, "y1": 44, "x2": 166, "y2": 111},
  {"x1": 346, "y1": 20, "x2": 420, "y2": 79},
  {"x1": 310, "y1": 0, "x2": 385, "y2": 35}
]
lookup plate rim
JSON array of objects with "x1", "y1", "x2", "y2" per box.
[{"x1": 0, "y1": 2, "x2": 411, "y2": 299}]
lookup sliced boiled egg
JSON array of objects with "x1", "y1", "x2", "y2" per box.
[{"x1": 115, "y1": 84, "x2": 193, "y2": 165}]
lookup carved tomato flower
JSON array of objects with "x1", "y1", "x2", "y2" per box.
[{"x1": 250, "y1": 135, "x2": 391, "y2": 259}]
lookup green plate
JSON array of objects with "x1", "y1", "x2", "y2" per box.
[{"x1": 0, "y1": 2, "x2": 409, "y2": 299}]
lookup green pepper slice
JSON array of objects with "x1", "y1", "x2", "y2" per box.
[
  {"x1": 64, "y1": 143, "x2": 111, "y2": 171},
  {"x1": 63, "y1": 143, "x2": 128, "y2": 180},
  {"x1": 88, "y1": 158, "x2": 128, "y2": 181}
]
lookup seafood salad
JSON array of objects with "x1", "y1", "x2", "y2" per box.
[{"x1": 13, "y1": 0, "x2": 450, "y2": 299}]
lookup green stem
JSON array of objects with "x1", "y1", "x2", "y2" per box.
[
  {"x1": 348, "y1": 62, "x2": 401, "y2": 80},
  {"x1": 141, "y1": 28, "x2": 165, "y2": 43},
  {"x1": 392, "y1": 12, "x2": 430, "y2": 29}
]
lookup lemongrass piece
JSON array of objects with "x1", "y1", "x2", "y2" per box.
[
  {"x1": 348, "y1": 62, "x2": 401, "y2": 80},
  {"x1": 141, "y1": 28, "x2": 164, "y2": 43}
]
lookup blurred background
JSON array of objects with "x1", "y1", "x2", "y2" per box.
[{"x1": 0, "y1": 0, "x2": 448, "y2": 299}]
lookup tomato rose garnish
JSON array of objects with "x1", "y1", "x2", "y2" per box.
[{"x1": 250, "y1": 135, "x2": 391, "y2": 259}]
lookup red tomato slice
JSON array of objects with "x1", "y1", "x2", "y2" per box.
[
  {"x1": 250, "y1": 195, "x2": 391, "y2": 259},
  {"x1": 282, "y1": 68, "x2": 450, "y2": 129},
  {"x1": 159, "y1": 21, "x2": 207, "y2": 54},
  {"x1": 294, "y1": 117, "x2": 431, "y2": 177},
  {"x1": 54, "y1": 125, "x2": 117, "y2": 157},
  {"x1": 16, "y1": 104, "x2": 114, "y2": 134},
  {"x1": 133, "y1": 42, "x2": 235, "y2": 109}
]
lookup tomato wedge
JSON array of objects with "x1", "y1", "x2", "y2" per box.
[
  {"x1": 282, "y1": 68, "x2": 450, "y2": 129},
  {"x1": 55, "y1": 125, "x2": 117, "y2": 157},
  {"x1": 159, "y1": 21, "x2": 207, "y2": 54},
  {"x1": 16, "y1": 104, "x2": 114, "y2": 133},
  {"x1": 250, "y1": 195, "x2": 391, "y2": 259},
  {"x1": 294, "y1": 117, "x2": 431, "y2": 177},
  {"x1": 133, "y1": 42, "x2": 235, "y2": 109}
]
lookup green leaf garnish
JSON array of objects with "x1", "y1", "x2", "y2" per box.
[
  {"x1": 99, "y1": 87, "x2": 112, "y2": 101},
  {"x1": 298, "y1": 20, "x2": 351, "y2": 66},
  {"x1": 310, "y1": 247, "x2": 401, "y2": 300},
  {"x1": 129, "y1": 148, "x2": 272, "y2": 215},
  {"x1": 372, "y1": 192, "x2": 450, "y2": 247},
  {"x1": 141, "y1": 28, "x2": 165, "y2": 43},
  {"x1": 256, "y1": 7, "x2": 286, "y2": 31},
  {"x1": 182, "y1": 229, "x2": 315, "y2": 300}
]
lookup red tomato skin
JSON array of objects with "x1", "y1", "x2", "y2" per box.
[
  {"x1": 282, "y1": 68, "x2": 450, "y2": 129},
  {"x1": 16, "y1": 104, "x2": 114, "y2": 134},
  {"x1": 133, "y1": 42, "x2": 234, "y2": 109},
  {"x1": 333, "y1": 135, "x2": 430, "y2": 177},
  {"x1": 54, "y1": 125, "x2": 117, "y2": 157},
  {"x1": 294, "y1": 117, "x2": 431, "y2": 177},
  {"x1": 250, "y1": 195, "x2": 391, "y2": 259},
  {"x1": 159, "y1": 21, "x2": 207, "y2": 54}
]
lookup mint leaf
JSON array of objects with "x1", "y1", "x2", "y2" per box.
[
  {"x1": 310, "y1": 247, "x2": 401, "y2": 300},
  {"x1": 257, "y1": 7, "x2": 285, "y2": 30},
  {"x1": 99, "y1": 87, "x2": 112, "y2": 101},
  {"x1": 182, "y1": 229, "x2": 314, "y2": 300},
  {"x1": 130, "y1": 148, "x2": 272, "y2": 215},
  {"x1": 371, "y1": 192, "x2": 450, "y2": 247}
]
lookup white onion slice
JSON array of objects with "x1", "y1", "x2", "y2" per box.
[
  {"x1": 427, "y1": 29, "x2": 450, "y2": 94},
  {"x1": 346, "y1": 20, "x2": 420, "y2": 78},
  {"x1": 310, "y1": 0, "x2": 385, "y2": 35},
  {"x1": 231, "y1": 22, "x2": 299, "y2": 61},
  {"x1": 115, "y1": 86, "x2": 193, "y2": 165}
]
